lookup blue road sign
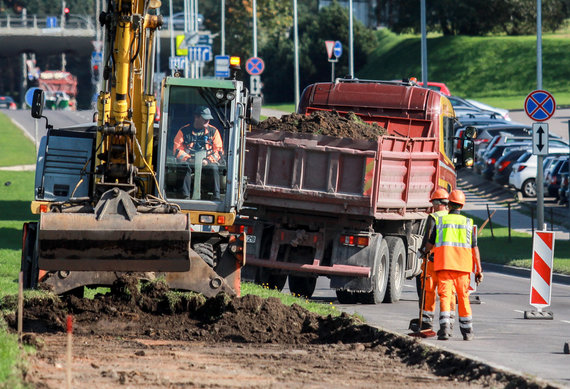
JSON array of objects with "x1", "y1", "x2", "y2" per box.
[
  {"x1": 91, "y1": 51, "x2": 103, "y2": 66},
  {"x1": 188, "y1": 45, "x2": 212, "y2": 62},
  {"x1": 46, "y1": 16, "x2": 58, "y2": 28},
  {"x1": 169, "y1": 56, "x2": 187, "y2": 70},
  {"x1": 525, "y1": 90, "x2": 556, "y2": 122},
  {"x1": 246, "y1": 57, "x2": 265, "y2": 76},
  {"x1": 333, "y1": 41, "x2": 342, "y2": 58},
  {"x1": 25, "y1": 87, "x2": 40, "y2": 107},
  {"x1": 215, "y1": 55, "x2": 230, "y2": 78}
]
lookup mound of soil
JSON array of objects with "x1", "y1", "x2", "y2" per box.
[
  {"x1": 254, "y1": 111, "x2": 387, "y2": 140},
  {"x1": 1, "y1": 277, "x2": 553, "y2": 388}
]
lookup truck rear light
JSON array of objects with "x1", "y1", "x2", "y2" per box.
[
  {"x1": 39, "y1": 204, "x2": 49, "y2": 213},
  {"x1": 340, "y1": 235, "x2": 354, "y2": 246},
  {"x1": 199, "y1": 214, "x2": 214, "y2": 224},
  {"x1": 217, "y1": 215, "x2": 226, "y2": 224},
  {"x1": 356, "y1": 236, "x2": 369, "y2": 247},
  {"x1": 340, "y1": 235, "x2": 369, "y2": 247},
  {"x1": 517, "y1": 165, "x2": 527, "y2": 172}
]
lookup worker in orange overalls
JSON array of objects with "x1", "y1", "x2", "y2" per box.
[
  {"x1": 417, "y1": 188, "x2": 453, "y2": 331},
  {"x1": 424, "y1": 189, "x2": 483, "y2": 341},
  {"x1": 173, "y1": 106, "x2": 224, "y2": 200}
]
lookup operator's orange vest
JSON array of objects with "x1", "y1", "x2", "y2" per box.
[{"x1": 433, "y1": 213, "x2": 473, "y2": 273}]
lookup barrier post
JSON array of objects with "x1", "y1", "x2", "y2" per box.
[{"x1": 524, "y1": 231, "x2": 555, "y2": 319}]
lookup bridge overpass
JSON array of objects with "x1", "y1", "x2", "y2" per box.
[{"x1": 0, "y1": 14, "x2": 185, "y2": 57}]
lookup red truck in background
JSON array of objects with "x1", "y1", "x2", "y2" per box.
[
  {"x1": 237, "y1": 79, "x2": 474, "y2": 304},
  {"x1": 38, "y1": 71, "x2": 78, "y2": 110}
]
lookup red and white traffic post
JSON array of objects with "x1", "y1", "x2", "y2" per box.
[{"x1": 524, "y1": 230, "x2": 555, "y2": 320}]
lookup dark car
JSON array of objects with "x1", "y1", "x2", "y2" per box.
[
  {"x1": 493, "y1": 148, "x2": 530, "y2": 185},
  {"x1": 0, "y1": 96, "x2": 17, "y2": 110},
  {"x1": 482, "y1": 143, "x2": 530, "y2": 180},
  {"x1": 546, "y1": 157, "x2": 569, "y2": 198}
]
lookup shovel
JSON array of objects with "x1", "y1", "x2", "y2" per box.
[{"x1": 408, "y1": 255, "x2": 437, "y2": 338}]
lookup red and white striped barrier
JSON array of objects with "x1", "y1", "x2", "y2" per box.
[{"x1": 524, "y1": 231, "x2": 555, "y2": 320}]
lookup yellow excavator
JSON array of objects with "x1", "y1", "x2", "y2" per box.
[{"x1": 20, "y1": 0, "x2": 260, "y2": 297}]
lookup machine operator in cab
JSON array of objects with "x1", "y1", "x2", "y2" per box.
[{"x1": 173, "y1": 106, "x2": 224, "y2": 200}]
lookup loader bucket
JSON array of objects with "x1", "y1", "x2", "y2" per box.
[{"x1": 38, "y1": 211, "x2": 191, "y2": 272}]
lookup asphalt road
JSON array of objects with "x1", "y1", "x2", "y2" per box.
[{"x1": 298, "y1": 273, "x2": 570, "y2": 388}]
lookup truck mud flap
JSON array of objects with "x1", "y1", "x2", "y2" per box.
[{"x1": 38, "y1": 211, "x2": 192, "y2": 272}]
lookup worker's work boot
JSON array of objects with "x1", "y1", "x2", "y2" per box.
[
  {"x1": 421, "y1": 311, "x2": 434, "y2": 330},
  {"x1": 463, "y1": 332, "x2": 474, "y2": 341},
  {"x1": 437, "y1": 324, "x2": 451, "y2": 340},
  {"x1": 459, "y1": 316, "x2": 473, "y2": 341}
]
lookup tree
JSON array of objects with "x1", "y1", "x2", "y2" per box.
[{"x1": 260, "y1": 1, "x2": 377, "y2": 103}]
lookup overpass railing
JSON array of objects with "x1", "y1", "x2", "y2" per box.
[{"x1": 0, "y1": 14, "x2": 95, "y2": 30}]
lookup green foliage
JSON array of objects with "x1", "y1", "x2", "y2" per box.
[
  {"x1": 358, "y1": 31, "x2": 570, "y2": 103},
  {"x1": 384, "y1": 0, "x2": 568, "y2": 36},
  {"x1": 261, "y1": 2, "x2": 377, "y2": 103}
]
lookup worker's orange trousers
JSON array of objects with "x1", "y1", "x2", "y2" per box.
[
  {"x1": 436, "y1": 270, "x2": 471, "y2": 318},
  {"x1": 422, "y1": 259, "x2": 455, "y2": 312}
]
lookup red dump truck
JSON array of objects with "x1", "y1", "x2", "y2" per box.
[{"x1": 236, "y1": 79, "x2": 474, "y2": 304}]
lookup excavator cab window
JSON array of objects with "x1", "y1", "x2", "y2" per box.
[{"x1": 164, "y1": 86, "x2": 231, "y2": 202}]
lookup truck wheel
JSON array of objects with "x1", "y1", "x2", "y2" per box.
[
  {"x1": 21, "y1": 222, "x2": 39, "y2": 289},
  {"x1": 288, "y1": 276, "x2": 316, "y2": 298},
  {"x1": 193, "y1": 243, "x2": 215, "y2": 267},
  {"x1": 360, "y1": 238, "x2": 389, "y2": 304},
  {"x1": 336, "y1": 290, "x2": 358, "y2": 304},
  {"x1": 383, "y1": 236, "x2": 406, "y2": 303},
  {"x1": 521, "y1": 178, "x2": 536, "y2": 198}
]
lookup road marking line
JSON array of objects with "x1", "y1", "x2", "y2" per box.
[
  {"x1": 514, "y1": 310, "x2": 525, "y2": 314},
  {"x1": 561, "y1": 320, "x2": 570, "y2": 324}
]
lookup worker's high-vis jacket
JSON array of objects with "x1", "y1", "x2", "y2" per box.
[
  {"x1": 173, "y1": 124, "x2": 223, "y2": 163},
  {"x1": 432, "y1": 212, "x2": 475, "y2": 273}
]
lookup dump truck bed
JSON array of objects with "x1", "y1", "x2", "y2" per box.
[{"x1": 244, "y1": 125, "x2": 439, "y2": 220}]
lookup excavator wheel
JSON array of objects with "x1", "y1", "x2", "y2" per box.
[{"x1": 193, "y1": 243, "x2": 215, "y2": 267}]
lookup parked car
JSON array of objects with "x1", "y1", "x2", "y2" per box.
[
  {"x1": 558, "y1": 173, "x2": 569, "y2": 204},
  {"x1": 0, "y1": 96, "x2": 17, "y2": 110},
  {"x1": 493, "y1": 148, "x2": 530, "y2": 185},
  {"x1": 481, "y1": 143, "x2": 531, "y2": 180},
  {"x1": 466, "y1": 99, "x2": 511, "y2": 121},
  {"x1": 509, "y1": 150, "x2": 569, "y2": 197},
  {"x1": 546, "y1": 157, "x2": 569, "y2": 198}
]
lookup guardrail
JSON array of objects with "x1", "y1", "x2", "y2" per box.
[{"x1": 0, "y1": 15, "x2": 94, "y2": 30}]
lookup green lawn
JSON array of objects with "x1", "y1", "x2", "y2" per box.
[
  {"x1": 358, "y1": 30, "x2": 570, "y2": 110},
  {"x1": 0, "y1": 113, "x2": 36, "y2": 167},
  {"x1": 471, "y1": 215, "x2": 570, "y2": 274}
]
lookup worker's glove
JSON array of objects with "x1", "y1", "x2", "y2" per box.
[{"x1": 475, "y1": 272, "x2": 484, "y2": 285}]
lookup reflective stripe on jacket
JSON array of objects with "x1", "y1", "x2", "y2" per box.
[
  {"x1": 433, "y1": 213, "x2": 473, "y2": 272},
  {"x1": 173, "y1": 123, "x2": 223, "y2": 163}
]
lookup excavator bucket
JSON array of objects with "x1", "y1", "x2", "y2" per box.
[{"x1": 38, "y1": 212, "x2": 191, "y2": 272}]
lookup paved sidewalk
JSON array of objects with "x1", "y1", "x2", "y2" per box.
[{"x1": 458, "y1": 170, "x2": 570, "y2": 240}]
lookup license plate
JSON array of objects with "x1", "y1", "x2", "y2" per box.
[{"x1": 246, "y1": 235, "x2": 256, "y2": 244}]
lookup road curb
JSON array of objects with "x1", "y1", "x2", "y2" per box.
[{"x1": 483, "y1": 262, "x2": 570, "y2": 285}]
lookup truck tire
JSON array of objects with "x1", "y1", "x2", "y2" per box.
[
  {"x1": 193, "y1": 243, "x2": 215, "y2": 267},
  {"x1": 288, "y1": 276, "x2": 316, "y2": 298},
  {"x1": 383, "y1": 236, "x2": 406, "y2": 303},
  {"x1": 336, "y1": 290, "x2": 358, "y2": 304},
  {"x1": 360, "y1": 238, "x2": 389, "y2": 304}
]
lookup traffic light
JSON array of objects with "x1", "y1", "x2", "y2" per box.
[{"x1": 64, "y1": 7, "x2": 70, "y2": 23}]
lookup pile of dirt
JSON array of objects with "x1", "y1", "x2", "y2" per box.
[
  {"x1": 0, "y1": 277, "x2": 552, "y2": 388},
  {"x1": 254, "y1": 110, "x2": 387, "y2": 140}
]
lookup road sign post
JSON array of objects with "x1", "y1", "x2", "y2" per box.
[
  {"x1": 525, "y1": 90, "x2": 556, "y2": 232},
  {"x1": 524, "y1": 231, "x2": 555, "y2": 319}
]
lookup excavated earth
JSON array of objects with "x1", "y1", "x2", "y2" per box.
[
  {"x1": 1, "y1": 277, "x2": 555, "y2": 388},
  {"x1": 254, "y1": 110, "x2": 388, "y2": 140}
]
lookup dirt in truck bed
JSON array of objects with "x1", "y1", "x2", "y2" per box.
[
  {"x1": 254, "y1": 110, "x2": 388, "y2": 140},
  {"x1": 2, "y1": 278, "x2": 552, "y2": 388}
]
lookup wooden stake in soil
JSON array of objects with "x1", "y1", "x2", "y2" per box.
[
  {"x1": 66, "y1": 315, "x2": 73, "y2": 389},
  {"x1": 17, "y1": 271, "x2": 23, "y2": 343}
]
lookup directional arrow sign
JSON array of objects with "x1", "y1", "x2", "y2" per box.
[{"x1": 532, "y1": 123, "x2": 549, "y2": 156}]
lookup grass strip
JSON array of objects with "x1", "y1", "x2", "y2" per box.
[{"x1": 0, "y1": 113, "x2": 36, "y2": 167}]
